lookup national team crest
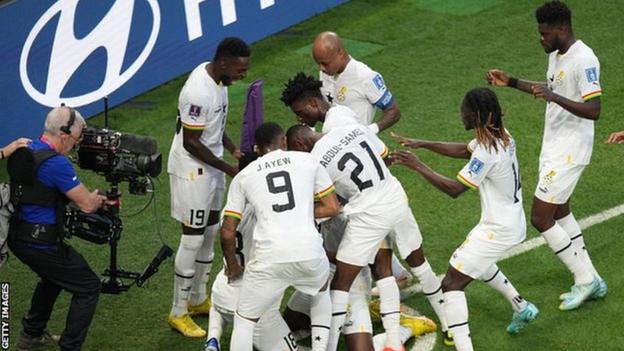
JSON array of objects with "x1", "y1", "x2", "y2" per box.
[
  {"x1": 189, "y1": 104, "x2": 201, "y2": 117},
  {"x1": 337, "y1": 85, "x2": 348, "y2": 102}
]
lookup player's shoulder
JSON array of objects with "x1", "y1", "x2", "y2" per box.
[{"x1": 350, "y1": 57, "x2": 378, "y2": 77}]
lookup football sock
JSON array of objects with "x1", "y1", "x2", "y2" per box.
[
  {"x1": 391, "y1": 254, "x2": 410, "y2": 281},
  {"x1": 371, "y1": 326, "x2": 412, "y2": 351},
  {"x1": 230, "y1": 313, "x2": 256, "y2": 351},
  {"x1": 410, "y1": 260, "x2": 448, "y2": 332},
  {"x1": 310, "y1": 288, "x2": 331, "y2": 351},
  {"x1": 327, "y1": 290, "x2": 349, "y2": 351},
  {"x1": 481, "y1": 265, "x2": 527, "y2": 313},
  {"x1": 557, "y1": 213, "x2": 602, "y2": 280},
  {"x1": 541, "y1": 223, "x2": 593, "y2": 285},
  {"x1": 171, "y1": 234, "x2": 204, "y2": 316},
  {"x1": 444, "y1": 290, "x2": 473, "y2": 351},
  {"x1": 190, "y1": 224, "x2": 217, "y2": 305},
  {"x1": 206, "y1": 305, "x2": 224, "y2": 342},
  {"x1": 377, "y1": 276, "x2": 402, "y2": 349}
]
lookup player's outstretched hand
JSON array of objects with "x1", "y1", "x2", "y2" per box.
[
  {"x1": 531, "y1": 84, "x2": 555, "y2": 102},
  {"x1": 391, "y1": 132, "x2": 425, "y2": 149},
  {"x1": 605, "y1": 131, "x2": 624, "y2": 144},
  {"x1": 486, "y1": 69, "x2": 510, "y2": 87},
  {"x1": 225, "y1": 262, "x2": 244, "y2": 283},
  {"x1": 390, "y1": 150, "x2": 423, "y2": 170}
]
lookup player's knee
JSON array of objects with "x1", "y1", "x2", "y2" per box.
[{"x1": 530, "y1": 211, "x2": 553, "y2": 232}]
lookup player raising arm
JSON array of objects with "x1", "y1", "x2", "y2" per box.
[
  {"x1": 486, "y1": 1, "x2": 605, "y2": 310},
  {"x1": 392, "y1": 88, "x2": 539, "y2": 351}
]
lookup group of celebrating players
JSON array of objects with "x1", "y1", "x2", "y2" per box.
[{"x1": 165, "y1": 2, "x2": 608, "y2": 351}]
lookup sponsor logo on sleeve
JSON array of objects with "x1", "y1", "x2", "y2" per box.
[
  {"x1": 189, "y1": 104, "x2": 202, "y2": 117},
  {"x1": 468, "y1": 158, "x2": 484, "y2": 176},
  {"x1": 585, "y1": 67, "x2": 598, "y2": 83},
  {"x1": 372, "y1": 74, "x2": 385, "y2": 90}
]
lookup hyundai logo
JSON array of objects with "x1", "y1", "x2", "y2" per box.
[{"x1": 19, "y1": 0, "x2": 161, "y2": 107}]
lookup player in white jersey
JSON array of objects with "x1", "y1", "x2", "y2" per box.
[
  {"x1": 392, "y1": 88, "x2": 539, "y2": 351},
  {"x1": 166, "y1": 37, "x2": 250, "y2": 337},
  {"x1": 221, "y1": 122, "x2": 340, "y2": 351},
  {"x1": 205, "y1": 154, "x2": 299, "y2": 351},
  {"x1": 313, "y1": 31, "x2": 425, "y2": 308},
  {"x1": 313, "y1": 31, "x2": 400, "y2": 134},
  {"x1": 281, "y1": 72, "x2": 448, "y2": 351},
  {"x1": 487, "y1": 1, "x2": 604, "y2": 311}
]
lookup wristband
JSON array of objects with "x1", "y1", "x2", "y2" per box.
[
  {"x1": 508, "y1": 77, "x2": 519, "y2": 88},
  {"x1": 368, "y1": 123, "x2": 380, "y2": 134}
]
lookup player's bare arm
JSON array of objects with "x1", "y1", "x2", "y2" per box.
[
  {"x1": 220, "y1": 215, "x2": 244, "y2": 283},
  {"x1": 486, "y1": 69, "x2": 546, "y2": 95},
  {"x1": 376, "y1": 102, "x2": 401, "y2": 132},
  {"x1": 605, "y1": 131, "x2": 624, "y2": 144},
  {"x1": 314, "y1": 191, "x2": 341, "y2": 219},
  {"x1": 531, "y1": 86, "x2": 600, "y2": 120},
  {"x1": 391, "y1": 132, "x2": 471, "y2": 159},
  {"x1": 183, "y1": 127, "x2": 238, "y2": 177},
  {"x1": 222, "y1": 131, "x2": 243, "y2": 160},
  {"x1": 392, "y1": 150, "x2": 468, "y2": 198}
]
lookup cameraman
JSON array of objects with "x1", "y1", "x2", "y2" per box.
[{"x1": 8, "y1": 106, "x2": 108, "y2": 351}]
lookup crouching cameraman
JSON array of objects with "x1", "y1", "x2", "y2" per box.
[{"x1": 8, "y1": 106, "x2": 109, "y2": 351}]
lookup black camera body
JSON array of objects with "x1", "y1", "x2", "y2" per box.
[{"x1": 76, "y1": 127, "x2": 162, "y2": 194}]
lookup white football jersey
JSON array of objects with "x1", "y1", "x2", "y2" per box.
[
  {"x1": 321, "y1": 105, "x2": 360, "y2": 133},
  {"x1": 311, "y1": 124, "x2": 401, "y2": 215},
  {"x1": 167, "y1": 62, "x2": 229, "y2": 179},
  {"x1": 320, "y1": 57, "x2": 395, "y2": 125},
  {"x1": 223, "y1": 149, "x2": 334, "y2": 263},
  {"x1": 542, "y1": 40, "x2": 602, "y2": 166},
  {"x1": 457, "y1": 136, "x2": 526, "y2": 239}
]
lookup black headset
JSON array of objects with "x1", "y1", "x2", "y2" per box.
[{"x1": 59, "y1": 103, "x2": 76, "y2": 135}]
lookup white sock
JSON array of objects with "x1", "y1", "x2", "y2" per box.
[
  {"x1": 310, "y1": 289, "x2": 331, "y2": 351},
  {"x1": 171, "y1": 234, "x2": 204, "y2": 316},
  {"x1": 481, "y1": 265, "x2": 527, "y2": 313},
  {"x1": 410, "y1": 260, "x2": 447, "y2": 331},
  {"x1": 207, "y1": 305, "x2": 224, "y2": 342},
  {"x1": 377, "y1": 276, "x2": 402, "y2": 349},
  {"x1": 327, "y1": 290, "x2": 349, "y2": 351},
  {"x1": 190, "y1": 225, "x2": 217, "y2": 305},
  {"x1": 391, "y1": 254, "x2": 410, "y2": 281},
  {"x1": 541, "y1": 223, "x2": 593, "y2": 285},
  {"x1": 230, "y1": 313, "x2": 256, "y2": 351},
  {"x1": 557, "y1": 213, "x2": 602, "y2": 281},
  {"x1": 372, "y1": 325, "x2": 413, "y2": 350},
  {"x1": 443, "y1": 290, "x2": 473, "y2": 351}
]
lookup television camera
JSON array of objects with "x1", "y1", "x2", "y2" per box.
[{"x1": 65, "y1": 126, "x2": 172, "y2": 294}]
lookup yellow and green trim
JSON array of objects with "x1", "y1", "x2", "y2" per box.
[
  {"x1": 182, "y1": 122, "x2": 205, "y2": 131},
  {"x1": 380, "y1": 146, "x2": 389, "y2": 159},
  {"x1": 582, "y1": 90, "x2": 602, "y2": 101},
  {"x1": 314, "y1": 185, "x2": 335, "y2": 200},
  {"x1": 457, "y1": 174, "x2": 478, "y2": 190},
  {"x1": 223, "y1": 210, "x2": 242, "y2": 220}
]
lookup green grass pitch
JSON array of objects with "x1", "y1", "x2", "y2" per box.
[{"x1": 2, "y1": 0, "x2": 624, "y2": 350}]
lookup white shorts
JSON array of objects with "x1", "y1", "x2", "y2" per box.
[
  {"x1": 287, "y1": 266, "x2": 373, "y2": 335},
  {"x1": 170, "y1": 173, "x2": 225, "y2": 228},
  {"x1": 534, "y1": 162, "x2": 585, "y2": 204},
  {"x1": 237, "y1": 257, "x2": 329, "y2": 319},
  {"x1": 211, "y1": 269, "x2": 240, "y2": 313},
  {"x1": 212, "y1": 295, "x2": 297, "y2": 351},
  {"x1": 337, "y1": 198, "x2": 422, "y2": 267},
  {"x1": 449, "y1": 227, "x2": 523, "y2": 279}
]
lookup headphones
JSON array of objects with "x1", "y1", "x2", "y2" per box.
[{"x1": 59, "y1": 103, "x2": 76, "y2": 135}]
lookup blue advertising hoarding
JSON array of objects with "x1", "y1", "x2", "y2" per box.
[{"x1": 0, "y1": 0, "x2": 347, "y2": 145}]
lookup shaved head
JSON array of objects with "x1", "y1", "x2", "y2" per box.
[
  {"x1": 312, "y1": 31, "x2": 350, "y2": 76},
  {"x1": 286, "y1": 124, "x2": 320, "y2": 152}
]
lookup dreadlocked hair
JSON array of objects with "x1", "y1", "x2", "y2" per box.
[
  {"x1": 280, "y1": 72, "x2": 324, "y2": 106},
  {"x1": 464, "y1": 87, "x2": 510, "y2": 152}
]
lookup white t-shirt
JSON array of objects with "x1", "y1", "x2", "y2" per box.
[
  {"x1": 311, "y1": 124, "x2": 400, "y2": 215},
  {"x1": 541, "y1": 40, "x2": 602, "y2": 166},
  {"x1": 320, "y1": 57, "x2": 395, "y2": 125},
  {"x1": 167, "y1": 62, "x2": 229, "y2": 179},
  {"x1": 457, "y1": 137, "x2": 526, "y2": 238},
  {"x1": 223, "y1": 149, "x2": 334, "y2": 263},
  {"x1": 321, "y1": 105, "x2": 360, "y2": 134}
]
